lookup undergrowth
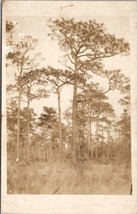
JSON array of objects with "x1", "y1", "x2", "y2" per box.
[{"x1": 7, "y1": 158, "x2": 131, "y2": 194}]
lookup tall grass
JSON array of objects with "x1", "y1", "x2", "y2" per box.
[{"x1": 7, "y1": 158, "x2": 131, "y2": 194}]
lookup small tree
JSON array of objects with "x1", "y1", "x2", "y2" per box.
[
  {"x1": 7, "y1": 100, "x2": 37, "y2": 160},
  {"x1": 38, "y1": 107, "x2": 58, "y2": 161},
  {"x1": 7, "y1": 35, "x2": 43, "y2": 161},
  {"x1": 20, "y1": 69, "x2": 49, "y2": 162},
  {"x1": 77, "y1": 83, "x2": 115, "y2": 159}
]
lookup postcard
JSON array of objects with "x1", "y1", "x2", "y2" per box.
[{"x1": 1, "y1": 1, "x2": 137, "y2": 213}]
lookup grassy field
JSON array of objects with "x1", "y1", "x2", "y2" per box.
[{"x1": 7, "y1": 158, "x2": 131, "y2": 194}]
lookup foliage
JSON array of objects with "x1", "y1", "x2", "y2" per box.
[{"x1": 48, "y1": 18, "x2": 129, "y2": 73}]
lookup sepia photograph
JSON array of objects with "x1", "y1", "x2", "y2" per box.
[{"x1": 1, "y1": 1, "x2": 137, "y2": 213}]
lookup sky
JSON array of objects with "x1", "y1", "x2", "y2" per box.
[{"x1": 4, "y1": 1, "x2": 131, "y2": 118}]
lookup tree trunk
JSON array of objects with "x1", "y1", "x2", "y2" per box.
[
  {"x1": 58, "y1": 90, "x2": 62, "y2": 160},
  {"x1": 16, "y1": 89, "x2": 21, "y2": 160},
  {"x1": 16, "y1": 67, "x2": 23, "y2": 161},
  {"x1": 50, "y1": 129, "x2": 52, "y2": 161},
  {"x1": 96, "y1": 117, "x2": 99, "y2": 159},
  {"x1": 90, "y1": 110, "x2": 94, "y2": 159},
  {"x1": 72, "y1": 58, "x2": 78, "y2": 159},
  {"x1": 106, "y1": 127, "x2": 110, "y2": 159},
  {"x1": 27, "y1": 99, "x2": 30, "y2": 162},
  {"x1": 88, "y1": 102, "x2": 91, "y2": 158},
  {"x1": 101, "y1": 127, "x2": 105, "y2": 162}
]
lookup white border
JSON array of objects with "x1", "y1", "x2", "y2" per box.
[{"x1": 2, "y1": 1, "x2": 137, "y2": 213}]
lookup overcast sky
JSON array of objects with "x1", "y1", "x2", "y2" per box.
[{"x1": 4, "y1": 1, "x2": 131, "y2": 117}]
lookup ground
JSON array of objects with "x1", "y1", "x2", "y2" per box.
[{"x1": 7, "y1": 158, "x2": 131, "y2": 195}]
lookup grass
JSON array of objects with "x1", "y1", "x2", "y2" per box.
[{"x1": 7, "y1": 158, "x2": 131, "y2": 194}]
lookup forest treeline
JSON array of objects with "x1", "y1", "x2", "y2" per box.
[{"x1": 6, "y1": 19, "x2": 131, "y2": 166}]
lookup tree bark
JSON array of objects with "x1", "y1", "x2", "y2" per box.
[
  {"x1": 16, "y1": 89, "x2": 21, "y2": 160},
  {"x1": 96, "y1": 117, "x2": 99, "y2": 159},
  {"x1": 72, "y1": 58, "x2": 78, "y2": 160},
  {"x1": 101, "y1": 127, "x2": 105, "y2": 162},
  {"x1": 58, "y1": 90, "x2": 62, "y2": 160},
  {"x1": 16, "y1": 66, "x2": 23, "y2": 161},
  {"x1": 106, "y1": 126, "x2": 110, "y2": 159},
  {"x1": 89, "y1": 109, "x2": 93, "y2": 158},
  {"x1": 87, "y1": 102, "x2": 91, "y2": 159},
  {"x1": 27, "y1": 99, "x2": 30, "y2": 162}
]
